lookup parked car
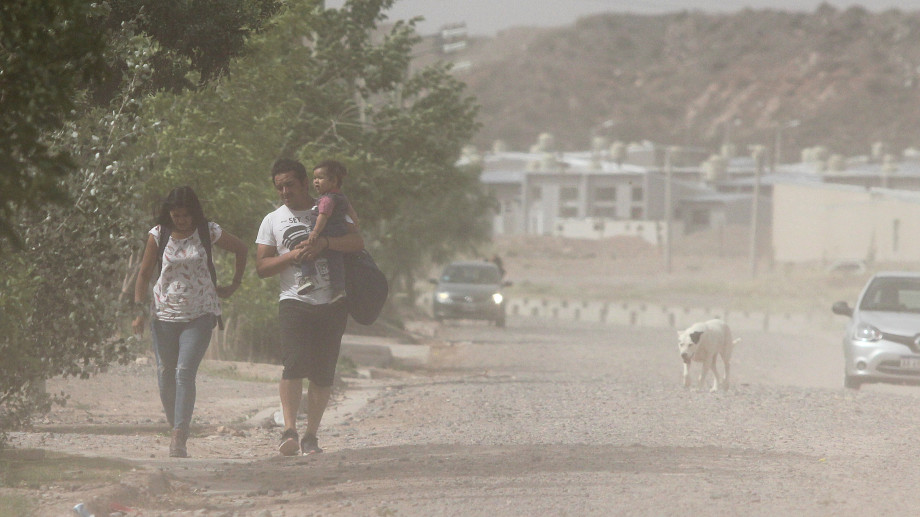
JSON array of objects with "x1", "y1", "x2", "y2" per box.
[
  {"x1": 430, "y1": 261, "x2": 511, "y2": 327},
  {"x1": 832, "y1": 271, "x2": 920, "y2": 390}
]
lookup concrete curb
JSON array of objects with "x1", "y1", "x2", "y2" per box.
[
  {"x1": 340, "y1": 334, "x2": 431, "y2": 369},
  {"x1": 241, "y1": 335, "x2": 431, "y2": 430}
]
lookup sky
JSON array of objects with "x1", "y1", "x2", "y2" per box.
[{"x1": 326, "y1": 0, "x2": 920, "y2": 36}]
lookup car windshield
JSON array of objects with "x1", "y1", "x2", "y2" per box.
[
  {"x1": 859, "y1": 277, "x2": 920, "y2": 312},
  {"x1": 440, "y1": 265, "x2": 501, "y2": 285}
]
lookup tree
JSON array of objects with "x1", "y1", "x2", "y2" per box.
[
  {"x1": 0, "y1": 23, "x2": 157, "y2": 445},
  {"x1": 91, "y1": 0, "x2": 282, "y2": 102},
  {"x1": 137, "y1": 0, "x2": 488, "y2": 353},
  {"x1": 0, "y1": 0, "x2": 108, "y2": 250},
  {"x1": 0, "y1": 1, "x2": 279, "y2": 445},
  {"x1": 0, "y1": 0, "x2": 283, "y2": 251}
]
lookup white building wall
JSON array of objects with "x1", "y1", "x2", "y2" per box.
[
  {"x1": 773, "y1": 182, "x2": 920, "y2": 263},
  {"x1": 551, "y1": 218, "x2": 680, "y2": 244}
]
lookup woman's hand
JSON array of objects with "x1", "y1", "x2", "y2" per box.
[
  {"x1": 216, "y1": 283, "x2": 239, "y2": 298},
  {"x1": 132, "y1": 315, "x2": 146, "y2": 336}
]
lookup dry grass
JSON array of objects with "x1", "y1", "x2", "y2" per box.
[
  {"x1": 487, "y1": 227, "x2": 898, "y2": 316},
  {"x1": 0, "y1": 449, "x2": 131, "y2": 489}
]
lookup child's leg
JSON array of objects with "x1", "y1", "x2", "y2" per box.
[
  {"x1": 300, "y1": 259, "x2": 317, "y2": 280},
  {"x1": 297, "y1": 259, "x2": 318, "y2": 294}
]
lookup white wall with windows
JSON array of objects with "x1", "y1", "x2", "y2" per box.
[{"x1": 773, "y1": 180, "x2": 920, "y2": 263}]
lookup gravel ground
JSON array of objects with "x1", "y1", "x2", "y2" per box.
[
  {"x1": 7, "y1": 234, "x2": 920, "y2": 516},
  {"x1": 10, "y1": 315, "x2": 920, "y2": 516}
]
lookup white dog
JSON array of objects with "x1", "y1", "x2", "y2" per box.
[{"x1": 677, "y1": 319, "x2": 740, "y2": 392}]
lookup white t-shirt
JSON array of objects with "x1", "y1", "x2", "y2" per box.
[
  {"x1": 256, "y1": 204, "x2": 338, "y2": 305},
  {"x1": 150, "y1": 222, "x2": 222, "y2": 321}
]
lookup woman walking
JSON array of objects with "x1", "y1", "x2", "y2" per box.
[{"x1": 132, "y1": 186, "x2": 247, "y2": 457}]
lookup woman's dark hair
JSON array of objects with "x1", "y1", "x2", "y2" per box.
[{"x1": 156, "y1": 186, "x2": 207, "y2": 229}]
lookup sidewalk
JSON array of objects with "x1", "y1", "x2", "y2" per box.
[
  {"x1": 340, "y1": 333, "x2": 431, "y2": 368},
  {"x1": 242, "y1": 333, "x2": 431, "y2": 429}
]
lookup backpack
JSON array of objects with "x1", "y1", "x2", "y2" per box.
[
  {"x1": 343, "y1": 249, "x2": 389, "y2": 325},
  {"x1": 157, "y1": 220, "x2": 224, "y2": 330}
]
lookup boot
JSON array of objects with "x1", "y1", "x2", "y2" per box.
[{"x1": 169, "y1": 429, "x2": 189, "y2": 458}]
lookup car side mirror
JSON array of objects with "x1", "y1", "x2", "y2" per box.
[
  {"x1": 832, "y1": 301, "x2": 853, "y2": 317},
  {"x1": 502, "y1": 280, "x2": 513, "y2": 287}
]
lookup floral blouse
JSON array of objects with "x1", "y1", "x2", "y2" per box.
[{"x1": 149, "y1": 222, "x2": 222, "y2": 322}]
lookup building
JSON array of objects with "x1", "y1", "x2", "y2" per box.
[
  {"x1": 773, "y1": 180, "x2": 920, "y2": 264},
  {"x1": 478, "y1": 137, "x2": 920, "y2": 266},
  {"x1": 478, "y1": 142, "x2": 759, "y2": 245},
  {"x1": 771, "y1": 156, "x2": 920, "y2": 265}
]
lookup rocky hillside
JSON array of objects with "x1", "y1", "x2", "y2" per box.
[{"x1": 448, "y1": 4, "x2": 920, "y2": 159}]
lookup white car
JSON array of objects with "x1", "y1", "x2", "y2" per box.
[{"x1": 832, "y1": 271, "x2": 920, "y2": 390}]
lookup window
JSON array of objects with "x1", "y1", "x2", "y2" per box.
[
  {"x1": 560, "y1": 186, "x2": 578, "y2": 201},
  {"x1": 861, "y1": 278, "x2": 920, "y2": 312},
  {"x1": 690, "y1": 209, "x2": 709, "y2": 226},
  {"x1": 595, "y1": 187, "x2": 616, "y2": 201},
  {"x1": 559, "y1": 206, "x2": 578, "y2": 218},
  {"x1": 630, "y1": 207, "x2": 643, "y2": 220},
  {"x1": 632, "y1": 186, "x2": 644, "y2": 202},
  {"x1": 591, "y1": 206, "x2": 617, "y2": 218},
  {"x1": 441, "y1": 264, "x2": 501, "y2": 284}
]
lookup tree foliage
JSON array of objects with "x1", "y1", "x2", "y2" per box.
[
  {"x1": 140, "y1": 0, "x2": 490, "y2": 358},
  {"x1": 0, "y1": 21, "x2": 159, "y2": 444},
  {"x1": 0, "y1": 0, "x2": 491, "y2": 442},
  {"x1": 91, "y1": 0, "x2": 282, "y2": 102},
  {"x1": 0, "y1": 1, "x2": 281, "y2": 444},
  {"x1": 0, "y1": 0, "x2": 108, "y2": 249}
]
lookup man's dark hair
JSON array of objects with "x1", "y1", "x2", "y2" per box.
[
  {"x1": 314, "y1": 159, "x2": 348, "y2": 188},
  {"x1": 271, "y1": 158, "x2": 307, "y2": 181}
]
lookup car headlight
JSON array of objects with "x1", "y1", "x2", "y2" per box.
[
  {"x1": 492, "y1": 293, "x2": 503, "y2": 304},
  {"x1": 853, "y1": 323, "x2": 882, "y2": 342},
  {"x1": 435, "y1": 292, "x2": 450, "y2": 303}
]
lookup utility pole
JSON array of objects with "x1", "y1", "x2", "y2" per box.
[
  {"x1": 664, "y1": 146, "x2": 673, "y2": 274},
  {"x1": 749, "y1": 145, "x2": 765, "y2": 278},
  {"x1": 773, "y1": 119, "x2": 800, "y2": 172}
]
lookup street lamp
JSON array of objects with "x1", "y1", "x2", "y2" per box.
[{"x1": 773, "y1": 119, "x2": 800, "y2": 172}]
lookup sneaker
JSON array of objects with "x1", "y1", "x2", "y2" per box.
[
  {"x1": 297, "y1": 277, "x2": 316, "y2": 295},
  {"x1": 301, "y1": 433, "x2": 323, "y2": 455},
  {"x1": 279, "y1": 428, "x2": 299, "y2": 456}
]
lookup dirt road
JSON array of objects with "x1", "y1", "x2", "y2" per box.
[{"x1": 10, "y1": 311, "x2": 920, "y2": 516}]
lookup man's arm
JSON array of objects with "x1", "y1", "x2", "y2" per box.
[
  {"x1": 256, "y1": 243, "x2": 306, "y2": 278},
  {"x1": 326, "y1": 223, "x2": 363, "y2": 253}
]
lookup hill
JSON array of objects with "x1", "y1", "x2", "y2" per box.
[{"x1": 448, "y1": 4, "x2": 920, "y2": 159}]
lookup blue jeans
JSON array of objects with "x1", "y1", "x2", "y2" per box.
[{"x1": 151, "y1": 313, "x2": 215, "y2": 431}]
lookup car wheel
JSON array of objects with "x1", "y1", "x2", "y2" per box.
[{"x1": 844, "y1": 375, "x2": 862, "y2": 390}]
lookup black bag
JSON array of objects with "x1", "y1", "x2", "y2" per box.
[{"x1": 343, "y1": 249, "x2": 389, "y2": 325}]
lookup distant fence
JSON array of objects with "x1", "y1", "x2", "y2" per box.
[{"x1": 417, "y1": 293, "x2": 836, "y2": 334}]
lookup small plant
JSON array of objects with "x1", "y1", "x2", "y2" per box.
[
  {"x1": 336, "y1": 355, "x2": 358, "y2": 378},
  {"x1": 0, "y1": 494, "x2": 34, "y2": 517},
  {"x1": 0, "y1": 449, "x2": 131, "y2": 489}
]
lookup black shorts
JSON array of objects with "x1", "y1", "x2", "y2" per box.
[{"x1": 279, "y1": 298, "x2": 348, "y2": 386}]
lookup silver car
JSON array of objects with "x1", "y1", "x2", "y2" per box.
[
  {"x1": 832, "y1": 271, "x2": 920, "y2": 390},
  {"x1": 430, "y1": 261, "x2": 511, "y2": 327}
]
